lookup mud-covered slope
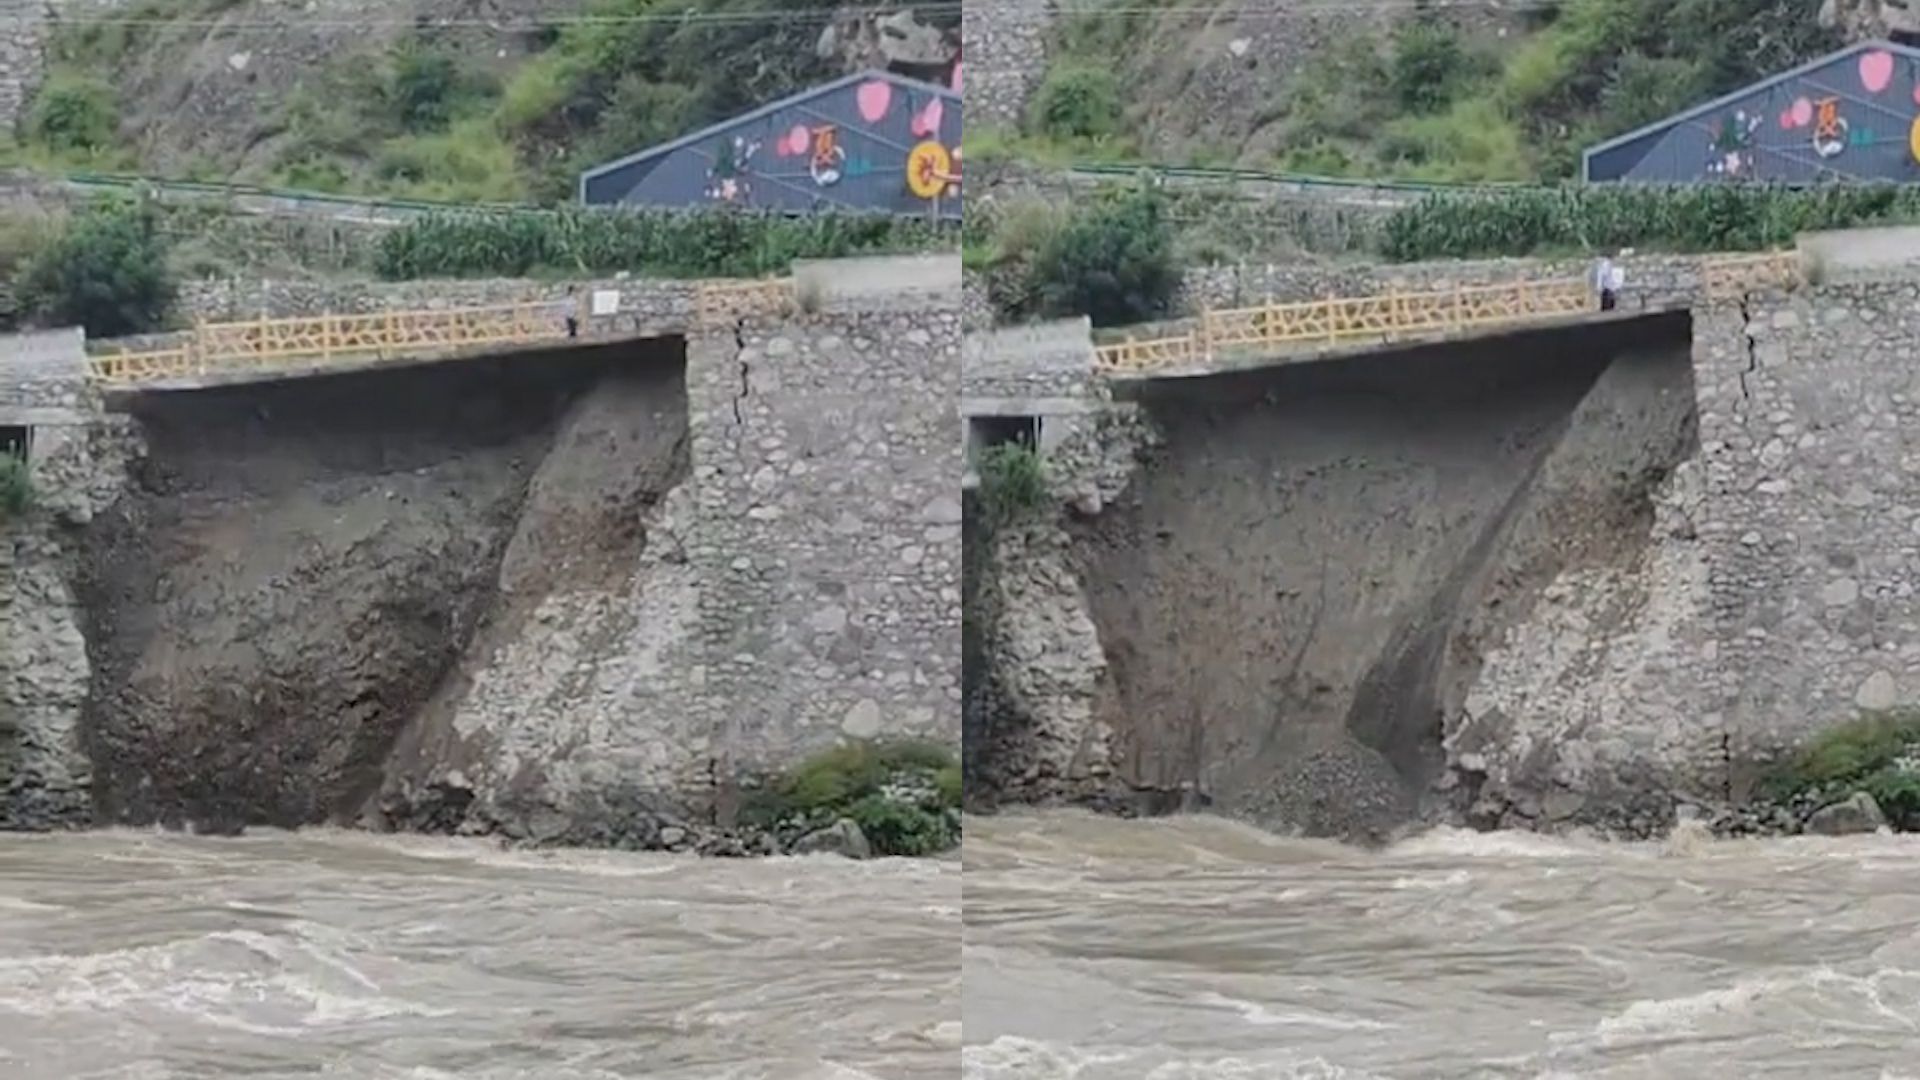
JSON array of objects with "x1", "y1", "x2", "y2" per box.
[
  {"x1": 1068, "y1": 315, "x2": 1694, "y2": 839},
  {"x1": 75, "y1": 342, "x2": 685, "y2": 830}
]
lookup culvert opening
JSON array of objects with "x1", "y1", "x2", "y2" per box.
[
  {"x1": 0, "y1": 425, "x2": 29, "y2": 462},
  {"x1": 1066, "y1": 311, "x2": 1697, "y2": 839}
]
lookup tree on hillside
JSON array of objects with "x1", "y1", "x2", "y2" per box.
[
  {"x1": 16, "y1": 200, "x2": 177, "y2": 338},
  {"x1": 1029, "y1": 187, "x2": 1177, "y2": 328}
]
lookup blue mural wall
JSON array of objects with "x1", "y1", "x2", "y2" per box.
[
  {"x1": 1586, "y1": 43, "x2": 1920, "y2": 184},
  {"x1": 579, "y1": 72, "x2": 962, "y2": 219}
]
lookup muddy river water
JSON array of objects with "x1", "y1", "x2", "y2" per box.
[
  {"x1": 8, "y1": 815, "x2": 1918, "y2": 1078},
  {"x1": 964, "y1": 811, "x2": 1920, "y2": 1079},
  {"x1": 0, "y1": 829, "x2": 959, "y2": 1079}
]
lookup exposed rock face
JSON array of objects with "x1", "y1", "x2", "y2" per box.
[
  {"x1": 791, "y1": 817, "x2": 874, "y2": 858},
  {"x1": 1818, "y1": 0, "x2": 1920, "y2": 42},
  {"x1": 820, "y1": 6, "x2": 960, "y2": 83}
]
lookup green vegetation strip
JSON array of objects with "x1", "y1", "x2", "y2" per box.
[
  {"x1": 743, "y1": 739, "x2": 962, "y2": 857},
  {"x1": 1381, "y1": 184, "x2": 1920, "y2": 261},
  {"x1": 0, "y1": 455, "x2": 34, "y2": 519},
  {"x1": 973, "y1": 443, "x2": 1050, "y2": 530},
  {"x1": 1761, "y1": 710, "x2": 1920, "y2": 830},
  {"x1": 375, "y1": 208, "x2": 956, "y2": 280}
]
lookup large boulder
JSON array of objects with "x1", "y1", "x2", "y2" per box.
[
  {"x1": 1806, "y1": 791, "x2": 1888, "y2": 836},
  {"x1": 791, "y1": 817, "x2": 874, "y2": 859}
]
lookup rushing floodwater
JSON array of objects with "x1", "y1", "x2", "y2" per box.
[
  {"x1": 964, "y1": 810, "x2": 1920, "y2": 1079},
  {"x1": 0, "y1": 829, "x2": 959, "y2": 1080}
]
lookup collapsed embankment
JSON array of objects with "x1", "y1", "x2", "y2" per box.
[
  {"x1": 74, "y1": 341, "x2": 694, "y2": 835},
  {"x1": 4, "y1": 294, "x2": 965, "y2": 852},
  {"x1": 970, "y1": 313, "x2": 1702, "y2": 839}
]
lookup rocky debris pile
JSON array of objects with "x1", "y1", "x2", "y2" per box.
[
  {"x1": 1684, "y1": 789, "x2": 1895, "y2": 839},
  {"x1": 372, "y1": 768, "x2": 948, "y2": 860}
]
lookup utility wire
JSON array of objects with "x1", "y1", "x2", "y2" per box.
[
  {"x1": 0, "y1": 3, "x2": 960, "y2": 29},
  {"x1": 1043, "y1": 0, "x2": 1561, "y2": 10},
  {"x1": 9, "y1": 0, "x2": 1563, "y2": 29}
]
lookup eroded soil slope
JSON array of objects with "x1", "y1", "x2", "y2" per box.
[
  {"x1": 1071, "y1": 315, "x2": 1694, "y2": 839},
  {"x1": 75, "y1": 341, "x2": 686, "y2": 830}
]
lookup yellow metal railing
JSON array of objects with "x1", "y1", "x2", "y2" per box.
[
  {"x1": 1701, "y1": 250, "x2": 1804, "y2": 301},
  {"x1": 88, "y1": 278, "x2": 796, "y2": 386},
  {"x1": 1094, "y1": 251, "x2": 1804, "y2": 376}
]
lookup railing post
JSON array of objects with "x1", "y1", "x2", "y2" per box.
[{"x1": 322, "y1": 312, "x2": 334, "y2": 363}]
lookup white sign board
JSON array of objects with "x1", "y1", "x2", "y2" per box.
[{"x1": 590, "y1": 290, "x2": 620, "y2": 316}]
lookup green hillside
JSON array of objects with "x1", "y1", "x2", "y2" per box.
[{"x1": 1005, "y1": 0, "x2": 1840, "y2": 182}]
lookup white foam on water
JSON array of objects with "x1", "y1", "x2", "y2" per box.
[
  {"x1": 1593, "y1": 974, "x2": 1796, "y2": 1041},
  {"x1": 1144, "y1": 1060, "x2": 1384, "y2": 1080},
  {"x1": 1388, "y1": 868, "x2": 1472, "y2": 890},
  {"x1": 1193, "y1": 992, "x2": 1394, "y2": 1031},
  {"x1": 789, "y1": 1063, "x2": 887, "y2": 1080},
  {"x1": 1586, "y1": 966, "x2": 1920, "y2": 1047},
  {"x1": 962, "y1": 1036, "x2": 1386, "y2": 1080},
  {"x1": 962, "y1": 1035, "x2": 1129, "y2": 1079},
  {"x1": 1387, "y1": 825, "x2": 1626, "y2": 861},
  {"x1": 0, "y1": 926, "x2": 445, "y2": 1034}
]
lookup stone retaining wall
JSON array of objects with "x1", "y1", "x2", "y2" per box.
[{"x1": 964, "y1": 0, "x2": 1054, "y2": 128}]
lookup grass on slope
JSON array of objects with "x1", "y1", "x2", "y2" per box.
[
  {"x1": 1021, "y1": 0, "x2": 1840, "y2": 183},
  {"x1": 17, "y1": 0, "x2": 950, "y2": 205}
]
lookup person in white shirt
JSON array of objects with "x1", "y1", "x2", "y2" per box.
[
  {"x1": 1606, "y1": 258, "x2": 1626, "y2": 310},
  {"x1": 1593, "y1": 254, "x2": 1617, "y2": 311}
]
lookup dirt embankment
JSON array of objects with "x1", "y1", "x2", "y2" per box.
[
  {"x1": 74, "y1": 341, "x2": 687, "y2": 832},
  {"x1": 1068, "y1": 314, "x2": 1696, "y2": 840}
]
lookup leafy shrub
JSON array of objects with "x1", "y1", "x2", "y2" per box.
[
  {"x1": 845, "y1": 794, "x2": 957, "y2": 857},
  {"x1": 15, "y1": 200, "x2": 176, "y2": 337},
  {"x1": 386, "y1": 43, "x2": 478, "y2": 132},
  {"x1": 374, "y1": 207, "x2": 955, "y2": 280},
  {"x1": 1390, "y1": 23, "x2": 1476, "y2": 114},
  {"x1": 0, "y1": 454, "x2": 32, "y2": 519},
  {"x1": 1028, "y1": 64, "x2": 1123, "y2": 141},
  {"x1": 1379, "y1": 184, "x2": 1920, "y2": 261},
  {"x1": 582, "y1": 75, "x2": 701, "y2": 164},
  {"x1": 975, "y1": 442, "x2": 1049, "y2": 527},
  {"x1": 1377, "y1": 98, "x2": 1531, "y2": 182},
  {"x1": 373, "y1": 120, "x2": 525, "y2": 202},
  {"x1": 744, "y1": 738, "x2": 961, "y2": 856},
  {"x1": 1027, "y1": 186, "x2": 1177, "y2": 327},
  {"x1": 1762, "y1": 708, "x2": 1920, "y2": 830},
  {"x1": 25, "y1": 73, "x2": 119, "y2": 153},
  {"x1": 0, "y1": 209, "x2": 59, "y2": 279},
  {"x1": 976, "y1": 197, "x2": 1068, "y2": 319}
]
